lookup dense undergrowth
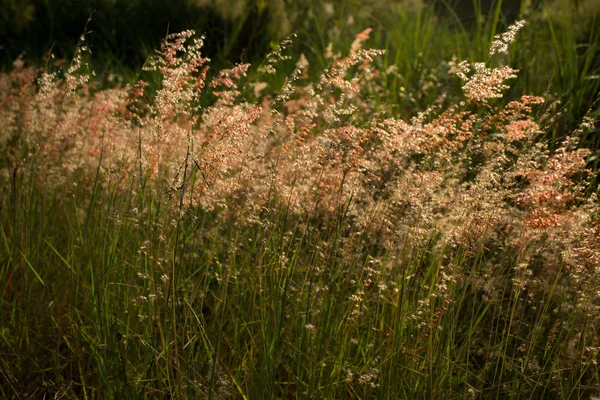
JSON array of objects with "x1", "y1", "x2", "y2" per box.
[{"x1": 1, "y1": 9, "x2": 600, "y2": 400}]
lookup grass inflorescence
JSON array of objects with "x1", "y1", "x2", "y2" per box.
[{"x1": 1, "y1": 13, "x2": 600, "y2": 400}]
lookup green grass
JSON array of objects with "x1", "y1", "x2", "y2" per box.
[
  {"x1": 1, "y1": 174, "x2": 590, "y2": 398},
  {"x1": 1, "y1": 1, "x2": 600, "y2": 399},
  {"x1": 2, "y1": 176, "x2": 597, "y2": 398}
]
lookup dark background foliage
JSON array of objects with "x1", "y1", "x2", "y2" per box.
[{"x1": 0, "y1": 0, "x2": 535, "y2": 68}]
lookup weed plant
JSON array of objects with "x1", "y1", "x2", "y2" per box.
[{"x1": 1, "y1": 20, "x2": 600, "y2": 399}]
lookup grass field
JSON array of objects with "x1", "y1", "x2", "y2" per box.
[{"x1": 1, "y1": 1, "x2": 600, "y2": 398}]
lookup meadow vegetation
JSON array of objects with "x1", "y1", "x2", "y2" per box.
[{"x1": 1, "y1": 1, "x2": 600, "y2": 398}]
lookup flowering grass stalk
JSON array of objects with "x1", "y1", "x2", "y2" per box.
[{"x1": 0, "y1": 20, "x2": 599, "y2": 399}]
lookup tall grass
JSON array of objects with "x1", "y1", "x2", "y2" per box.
[
  {"x1": 2, "y1": 0, "x2": 599, "y2": 143},
  {"x1": 1, "y1": 18, "x2": 600, "y2": 400}
]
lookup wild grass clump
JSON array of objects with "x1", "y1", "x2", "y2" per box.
[{"x1": 1, "y1": 21, "x2": 599, "y2": 399}]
